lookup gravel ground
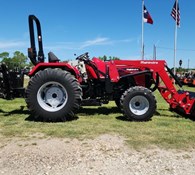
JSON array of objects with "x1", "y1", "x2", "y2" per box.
[{"x1": 0, "y1": 134, "x2": 195, "y2": 175}]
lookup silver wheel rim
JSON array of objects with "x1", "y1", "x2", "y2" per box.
[
  {"x1": 37, "y1": 81, "x2": 68, "y2": 112},
  {"x1": 129, "y1": 95, "x2": 149, "y2": 115}
]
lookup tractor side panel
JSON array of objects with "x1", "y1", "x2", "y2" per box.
[
  {"x1": 107, "y1": 62, "x2": 119, "y2": 82},
  {"x1": 133, "y1": 73, "x2": 153, "y2": 88},
  {"x1": 92, "y1": 58, "x2": 119, "y2": 82},
  {"x1": 85, "y1": 65, "x2": 98, "y2": 79},
  {"x1": 92, "y1": 57, "x2": 106, "y2": 79},
  {"x1": 133, "y1": 74, "x2": 147, "y2": 87}
]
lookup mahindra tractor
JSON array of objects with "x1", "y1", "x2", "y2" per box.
[{"x1": 1, "y1": 15, "x2": 195, "y2": 122}]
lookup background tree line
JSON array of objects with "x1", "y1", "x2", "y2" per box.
[
  {"x1": 0, "y1": 51, "x2": 31, "y2": 70},
  {"x1": 99, "y1": 55, "x2": 120, "y2": 61},
  {"x1": 0, "y1": 51, "x2": 121, "y2": 70}
]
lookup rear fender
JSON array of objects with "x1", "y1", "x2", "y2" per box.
[{"x1": 28, "y1": 62, "x2": 81, "y2": 81}]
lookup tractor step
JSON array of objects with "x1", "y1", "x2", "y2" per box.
[{"x1": 81, "y1": 99, "x2": 102, "y2": 106}]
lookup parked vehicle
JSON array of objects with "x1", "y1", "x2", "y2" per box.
[{"x1": 0, "y1": 15, "x2": 195, "y2": 122}]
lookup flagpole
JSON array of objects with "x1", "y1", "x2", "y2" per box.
[
  {"x1": 141, "y1": 0, "x2": 144, "y2": 60},
  {"x1": 173, "y1": 0, "x2": 178, "y2": 75}
]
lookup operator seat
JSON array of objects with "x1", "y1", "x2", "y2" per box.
[{"x1": 48, "y1": 52, "x2": 60, "y2": 62}]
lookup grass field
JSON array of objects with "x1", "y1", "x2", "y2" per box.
[{"x1": 0, "y1": 86, "x2": 195, "y2": 149}]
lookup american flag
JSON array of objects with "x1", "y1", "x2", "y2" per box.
[
  {"x1": 143, "y1": 5, "x2": 153, "y2": 24},
  {"x1": 171, "y1": 1, "x2": 180, "y2": 26}
]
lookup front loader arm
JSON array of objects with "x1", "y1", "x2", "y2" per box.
[
  {"x1": 157, "y1": 63, "x2": 195, "y2": 115},
  {"x1": 155, "y1": 64, "x2": 194, "y2": 115},
  {"x1": 114, "y1": 60, "x2": 195, "y2": 117}
]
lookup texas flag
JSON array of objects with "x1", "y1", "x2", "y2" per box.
[{"x1": 143, "y1": 5, "x2": 153, "y2": 24}]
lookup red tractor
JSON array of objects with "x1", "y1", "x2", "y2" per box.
[
  {"x1": 24, "y1": 15, "x2": 195, "y2": 122},
  {"x1": 1, "y1": 15, "x2": 195, "y2": 122}
]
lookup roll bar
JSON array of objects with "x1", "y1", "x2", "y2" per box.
[{"x1": 28, "y1": 15, "x2": 44, "y2": 65}]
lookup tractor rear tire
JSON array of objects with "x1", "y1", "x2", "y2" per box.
[
  {"x1": 25, "y1": 68, "x2": 82, "y2": 122},
  {"x1": 120, "y1": 86, "x2": 156, "y2": 121}
]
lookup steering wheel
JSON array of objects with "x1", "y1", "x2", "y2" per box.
[{"x1": 76, "y1": 52, "x2": 89, "y2": 62}]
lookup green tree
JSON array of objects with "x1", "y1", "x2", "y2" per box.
[
  {"x1": 12, "y1": 51, "x2": 28, "y2": 68},
  {"x1": 99, "y1": 55, "x2": 107, "y2": 61},
  {"x1": 99, "y1": 55, "x2": 120, "y2": 61},
  {"x1": 0, "y1": 51, "x2": 28, "y2": 69},
  {"x1": 0, "y1": 52, "x2": 12, "y2": 68},
  {"x1": 0, "y1": 52, "x2": 10, "y2": 59},
  {"x1": 112, "y1": 56, "x2": 120, "y2": 60}
]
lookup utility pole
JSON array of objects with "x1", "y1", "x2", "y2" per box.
[
  {"x1": 153, "y1": 45, "x2": 156, "y2": 60},
  {"x1": 188, "y1": 59, "x2": 190, "y2": 70}
]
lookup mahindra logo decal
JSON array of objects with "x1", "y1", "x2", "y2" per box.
[{"x1": 140, "y1": 61, "x2": 158, "y2": 64}]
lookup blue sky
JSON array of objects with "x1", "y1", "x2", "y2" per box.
[{"x1": 0, "y1": 0, "x2": 195, "y2": 68}]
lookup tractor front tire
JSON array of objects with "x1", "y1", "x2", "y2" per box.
[
  {"x1": 121, "y1": 86, "x2": 156, "y2": 121},
  {"x1": 26, "y1": 68, "x2": 82, "y2": 122}
]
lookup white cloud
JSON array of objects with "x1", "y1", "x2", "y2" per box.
[
  {"x1": 45, "y1": 37, "x2": 134, "y2": 51},
  {"x1": 79, "y1": 37, "x2": 111, "y2": 49},
  {"x1": 0, "y1": 40, "x2": 27, "y2": 49},
  {"x1": 44, "y1": 37, "x2": 111, "y2": 51},
  {"x1": 45, "y1": 42, "x2": 76, "y2": 51}
]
